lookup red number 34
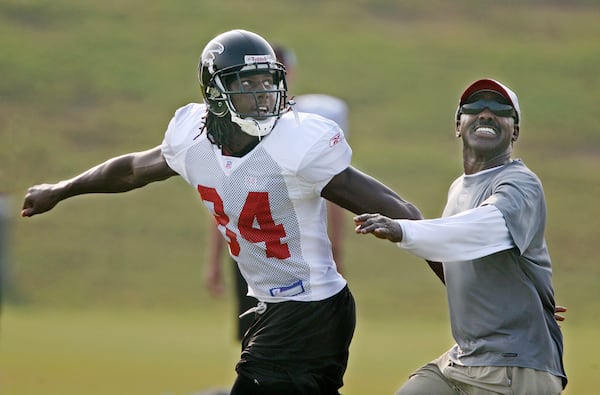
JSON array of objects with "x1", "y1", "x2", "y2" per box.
[{"x1": 197, "y1": 185, "x2": 291, "y2": 259}]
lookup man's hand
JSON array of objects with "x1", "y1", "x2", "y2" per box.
[
  {"x1": 205, "y1": 261, "x2": 225, "y2": 297},
  {"x1": 354, "y1": 213, "x2": 404, "y2": 242},
  {"x1": 21, "y1": 182, "x2": 66, "y2": 217},
  {"x1": 554, "y1": 305, "x2": 567, "y2": 324}
]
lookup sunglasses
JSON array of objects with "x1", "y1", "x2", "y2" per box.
[{"x1": 460, "y1": 99, "x2": 516, "y2": 118}]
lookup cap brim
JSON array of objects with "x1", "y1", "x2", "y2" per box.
[
  {"x1": 459, "y1": 78, "x2": 521, "y2": 124},
  {"x1": 461, "y1": 79, "x2": 509, "y2": 104}
]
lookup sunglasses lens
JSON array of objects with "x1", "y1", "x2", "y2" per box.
[{"x1": 461, "y1": 100, "x2": 514, "y2": 117}]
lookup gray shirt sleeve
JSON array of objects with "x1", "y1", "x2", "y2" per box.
[{"x1": 480, "y1": 170, "x2": 546, "y2": 255}]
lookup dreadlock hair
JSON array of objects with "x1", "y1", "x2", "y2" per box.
[{"x1": 204, "y1": 111, "x2": 240, "y2": 149}]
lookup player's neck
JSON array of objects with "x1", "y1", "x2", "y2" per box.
[{"x1": 222, "y1": 132, "x2": 260, "y2": 157}]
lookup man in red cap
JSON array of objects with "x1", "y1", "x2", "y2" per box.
[{"x1": 355, "y1": 78, "x2": 567, "y2": 394}]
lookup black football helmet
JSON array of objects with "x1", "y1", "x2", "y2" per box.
[{"x1": 198, "y1": 29, "x2": 287, "y2": 137}]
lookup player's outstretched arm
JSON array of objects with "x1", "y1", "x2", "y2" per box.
[
  {"x1": 324, "y1": 166, "x2": 446, "y2": 284},
  {"x1": 321, "y1": 166, "x2": 422, "y2": 220},
  {"x1": 21, "y1": 145, "x2": 176, "y2": 217}
]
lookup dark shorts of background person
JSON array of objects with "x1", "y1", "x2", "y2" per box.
[
  {"x1": 233, "y1": 259, "x2": 258, "y2": 340},
  {"x1": 230, "y1": 285, "x2": 356, "y2": 395}
]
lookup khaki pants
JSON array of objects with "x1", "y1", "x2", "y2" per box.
[{"x1": 396, "y1": 351, "x2": 563, "y2": 395}]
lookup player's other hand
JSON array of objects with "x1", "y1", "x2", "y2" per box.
[
  {"x1": 354, "y1": 213, "x2": 404, "y2": 242},
  {"x1": 21, "y1": 183, "x2": 64, "y2": 217}
]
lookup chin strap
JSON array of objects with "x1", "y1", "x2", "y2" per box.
[
  {"x1": 287, "y1": 98, "x2": 301, "y2": 126},
  {"x1": 230, "y1": 112, "x2": 277, "y2": 140}
]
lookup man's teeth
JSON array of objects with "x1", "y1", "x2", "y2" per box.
[{"x1": 475, "y1": 126, "x2": 496, "y2": 135}]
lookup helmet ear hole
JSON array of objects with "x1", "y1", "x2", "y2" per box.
[{"x1": 215, "y1": 101, "x2": 226, "y2": 112}]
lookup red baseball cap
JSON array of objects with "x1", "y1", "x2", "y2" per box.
[{"x1": 458, "y1": 78, "x2": 521, "y2": 125}]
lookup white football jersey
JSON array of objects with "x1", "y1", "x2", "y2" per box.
[{"x1": 161, "y1": 103, "x2": 351, "y2": 302}]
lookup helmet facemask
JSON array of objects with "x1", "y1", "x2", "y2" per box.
[{"x1": 206, "y1": 61, "x2": 287, "y2": 138}]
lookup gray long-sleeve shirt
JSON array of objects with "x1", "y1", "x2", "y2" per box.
[{"x1": 396, "y1": 160, "x2": 566, "y2": 387}]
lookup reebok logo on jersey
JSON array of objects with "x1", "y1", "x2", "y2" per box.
[
  {"x1": 329, "y1": 132, "x2": 342, "y2": 147},
  {"x1": 244, "y1": 176, "x2": 258, "y2": 187}
]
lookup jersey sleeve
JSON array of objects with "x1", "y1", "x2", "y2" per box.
[
  {"x1": 160, "y1": 103, "x2": 206, "y2": 183},
  {"x1": 296, "y1": 117, "x2": 352, "y2": 194}
]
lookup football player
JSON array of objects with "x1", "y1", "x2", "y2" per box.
[{"x1": 21, "y1": 29, "x2": 422, "y2": 394}]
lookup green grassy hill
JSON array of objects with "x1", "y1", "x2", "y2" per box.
[{"x1": 2, "y1": 1, "x2": 599, "y2": 394}]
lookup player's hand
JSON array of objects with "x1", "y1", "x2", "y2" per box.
[
  {"x1": 21, "y1": 183, "x2": 64, "y2": 217},
  {"x1": 554, "y1": 305, "x2": 567, "y2": 324},
  {"x1": 354, "y1": 213, "x2": 404, "y2": 242}
]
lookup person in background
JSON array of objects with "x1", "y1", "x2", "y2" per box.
[
  {"x1": 205, "y1": 43, "x2": 350, "y2": 342},
  {"x1": 355, "y1": 78, "x2": 567, "y2": 394},
  {"x1": 21, "y1": 29, "x2": 424, "y2": 394}
]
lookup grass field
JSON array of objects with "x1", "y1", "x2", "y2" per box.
[
  {"x1": 2, "y1": 306, "x2": 598, "y2": 395},
  {"x1": 2, "y1": 0, "x2": 600, "y2": 393}
]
